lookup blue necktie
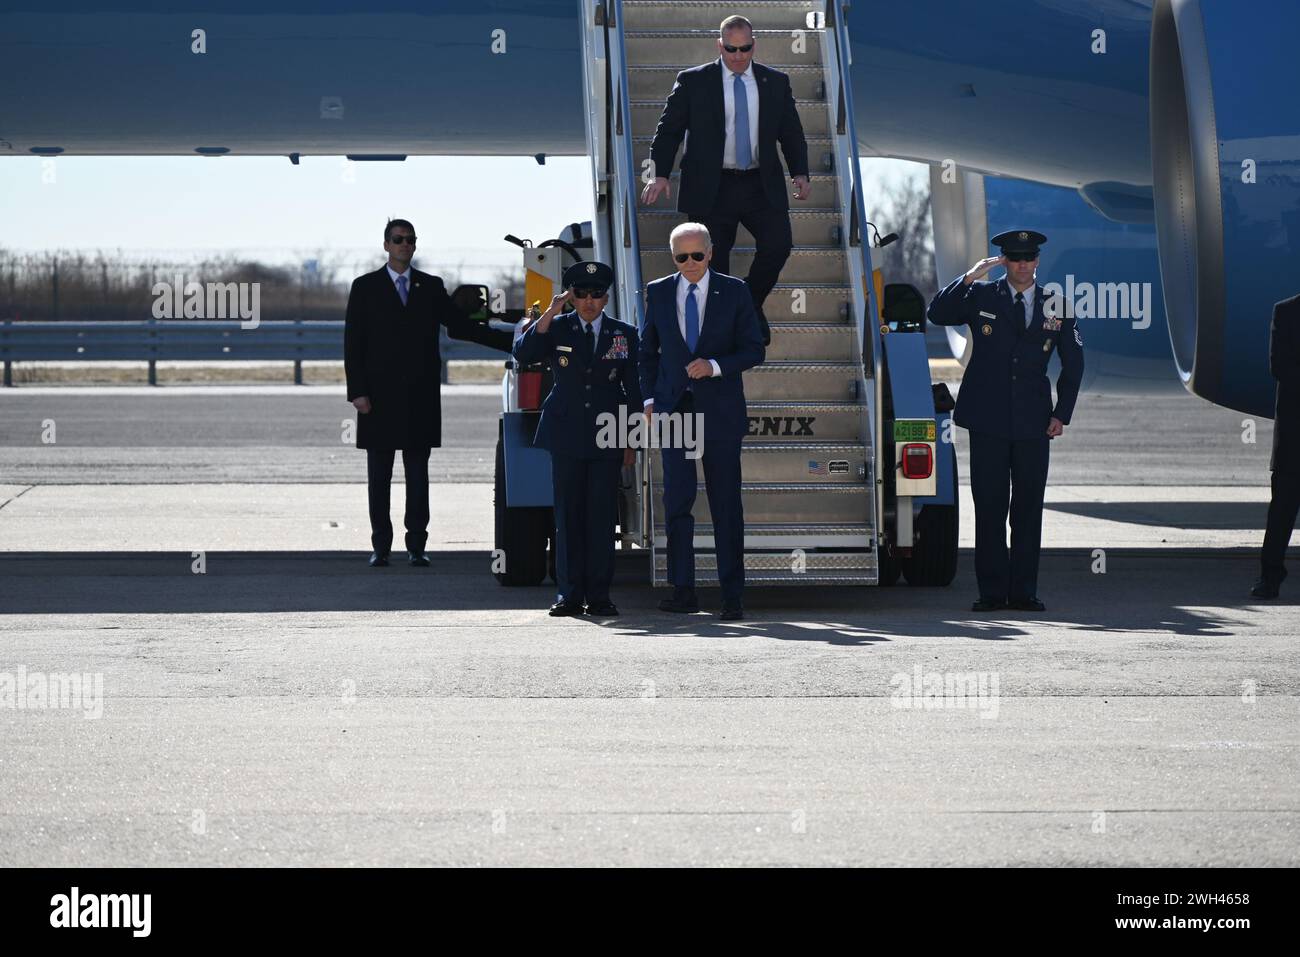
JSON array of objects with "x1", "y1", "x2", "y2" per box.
[
  {"x1": 733, "y1": 73, "x2": 751, "y2": 169},
  {"x1": 685, "y1": 283, "x2": 700, "y2": 352},
  {"x1": 396, "y1": 274, "x2": 408, "y2": 306}
]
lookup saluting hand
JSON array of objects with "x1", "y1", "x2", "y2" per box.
[
  {"x1": 791, "y1": 175, "x2": 811, "y2": 201},
  {"x1": 964, "y1": 255, "x2": 1006, "y2": 284},
  {"x1": 535, "y1": 292, "x2": 570, "y2": 333}
]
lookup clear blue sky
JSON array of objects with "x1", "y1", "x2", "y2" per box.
[{"x1": 2, "y1": 155, "x2": 923, "y2": 279}]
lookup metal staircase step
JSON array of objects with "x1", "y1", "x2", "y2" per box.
[
  {"x1": 743, "y1": 361, "x2": 860, "y2": 401},
  {"x1": 743, "y1": 400, "x2": 866, "y2": 441},
  {"x1": 627, "y1": 63, "x2": 826, "y2": 101},
  {"x1": 652, "y1": 548, "x2": 877, "y2": 585},
  {"x1": 622, "y1": 0, "x2": 822, "y2": 33},
  {"x1": 640, "y1": 245, "x2": 848, "y2": 284},
  {"x1": 763, "y1": 322, "x2": 855, "y2": 361},
  {"x1": 630, "y1": 98, "x2": 829, "y2": 139},
  {"x1": 637, "y1": 207, "x2": 845, "y2": 247},
  {"x1": 652, "y1": 480, "x2": 871, "y2": 528},
  {"x1": 650, "y1": 441, "x2": 867, "y2": 484},
  {"x1": 624, "y1": 29, "x2": 823, "y2": 66},
  {"x1": 633, "y1": 135, "x2": 836, "y2": 170}
]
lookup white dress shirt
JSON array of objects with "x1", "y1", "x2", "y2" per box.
[{"x1": 721, "y1": 61, "x2": 759, "y2": 170}]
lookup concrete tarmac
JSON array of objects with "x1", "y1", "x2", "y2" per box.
[{"x1": 0, "y1": 385, "x2": 1296, "y2": 867}]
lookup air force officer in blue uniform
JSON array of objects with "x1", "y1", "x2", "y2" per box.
[
  {"x1": 513, "y1": 262, "x2": 642, "y2": 618},
  {"x1": 928, "y1": 230, "x2": 1084, "y2": 612},
  {"x1": 639, "y1": 222, "x2": 766, "y2": 620}
]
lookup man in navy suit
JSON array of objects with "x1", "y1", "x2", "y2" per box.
[
  {"x1": 639, "y1": 223, "x2": 766, "y2": 620},
  {"x1": 513, "y1": 262, "x2": 641, "y2": 618},
  {"x1": 928, "y1": 230, "x2": 1084, "y2": 612},
  {"x1": 640, "y1": 14, "x2": 810, "y2": 344}
]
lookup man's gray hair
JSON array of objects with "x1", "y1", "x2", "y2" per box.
[
  {"x1": 720, "y1": 15, "x2": 753, "y2": 36},
  {"x1": 669, "y1": 222, "x2": 712, "y2": 252}
]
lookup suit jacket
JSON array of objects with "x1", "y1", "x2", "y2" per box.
[
  {"x1": 638, "y1": 269, "x2": 766, "y2": 442},
  {"x1": 513, "y1": 311, "x2": 643, "y2": 460},
  {"x1": 344, "y1": 266, "x2": 512, "y2": 450},
  {"x1": 1270, "y1": 293, "x2": 1300, "y2": 473},
  {"x1": 928, "y1": 275, "x2": 1084, "y2": 441},
  {"x1": 648, "y1": 59, "x2": 809, "y2": 216}
]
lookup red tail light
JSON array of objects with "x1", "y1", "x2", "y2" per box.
[
  {"x1": 901, "y1": 443, "x2": 933, "y2": 480},
  {"x1": 518, "y1": 371, "x2": 543, "y2": 410}
]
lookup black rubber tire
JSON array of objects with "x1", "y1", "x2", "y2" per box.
[
  {"x1": 901, "y1": 452, "x2": 960, "y2": 586},
  {"x1": 493, "y1": 433, "x2": 550, "y2": 586}
]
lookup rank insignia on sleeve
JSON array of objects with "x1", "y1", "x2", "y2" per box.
[
  {"x1": 981, "y1": 323, "x2": 992, "y2": 336},
  {"x1": 558, "y1": 354, "x2": 569, "y2": 367},
  {"x1": 1073, "y1": 325, "x2": 1083, "y2": 346}
]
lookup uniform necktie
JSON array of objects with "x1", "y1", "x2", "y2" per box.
[
  {"x1": 1014, "y1": 291, "x2": 1026, "y2": 332},
  {"x1": 733, "y1": 73, "x2": 751, "y2": 169},
  {"x1": 583, "y1": 322, "x2": 595, "y2": 364},
  {"x1": 396, "y1": 274, "x2": 408, "y2": 306},
  {"x1": 685, "y1": 283, "x2": 700, "y2": 352}
]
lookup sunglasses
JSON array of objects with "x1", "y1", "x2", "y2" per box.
[
  {"x1": 388, "y1": 235, "x2": 417, "y2": 245},
  {"x1": 1004, "y1": 252, "x2": 1036, "y2": 262},
  {"x1": 570, "y1": 287, "x2": 607, "y2": 299},
  {"x1": 674, "y1": 251, "x2": 707, "y2": 263},
  {"x1": 722, "y1": 43, "x2": 753, "y2": 53}
]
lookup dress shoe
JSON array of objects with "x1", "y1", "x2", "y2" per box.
[
  {"x1": 1008, "y1": 596, "x2": 1046, "y2": 611},
  {"x1": 368, "y1": 552, "x2": 389, "y2": 567},
  {"x1": 548, "y1": 600, "x2": 585, "y2": 617},
  {"x1": 971, "y1": 597, "x2": 1006, "y2": 612},
  {"x1": 719, "y1": 605, "x2": 744, "y2": 621},
  {"x1": 1250, "y1": 578, "x2": 1281, "y2": 599},
  {"x1": 407, "y1": 551, "x2": 431, "y2": 567},
  {"x1": 658, "y1": 591, "x2": 699, "y2": 613},
  {"x1": 585, "y1": 601, "x2": 619, "y2": 617}
]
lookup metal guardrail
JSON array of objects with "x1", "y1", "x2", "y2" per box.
[{"x1": 0, "y1": 319, "x2": 506, "y2": 386}]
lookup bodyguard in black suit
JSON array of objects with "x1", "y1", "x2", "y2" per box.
[
  {"x1": 641, "y1": 14, "x2": 810, "y2": 343},
  {"x1": 513, "y1": 262, "x2": 642, "y2": 617},
  {"x1": 928, "y1": 230, "x2": 1084, "y2": 612},
  {"x1": 344, "y1": 218, "x2": 512, "y2": 567},
  {"x1": 1252, "y1": 293, "x2": 1300, "y2": 598}
]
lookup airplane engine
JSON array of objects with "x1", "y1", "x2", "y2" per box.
[{"x1": 1150, "y1": 0, "x2": 1300, "y2": 416}]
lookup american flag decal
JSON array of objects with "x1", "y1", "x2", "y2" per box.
[{"x1": 808, "y1": 460, "x2": 828, "y2": 475}]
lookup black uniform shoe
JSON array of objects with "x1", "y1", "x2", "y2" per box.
[
  {"x1": 658, "y1": 591, "x2": 700, "y2": 613},
  {"x1": 971, "y1": 598, "x2": 1006, "y2": 612},
  {"x1": 586, "y1": 601, "x2": 619, "y2": 617},
  {"x1": 407, "y1": 551, "x2": 431, "y2": 567},
  {"x1": 719, "y1": 606, "x2": 745, "y2": 621},
  {"x1": 549, "y1": 600, "x2": 585, "y2": 617},
  {"x1": 369, "y1": 552, "x2": 390, "y2": 567},
  {"x1": 1008, "y1": 596, "x2": 1046, "y2": 611},
  {"x1": 1250, "y1": 579, "x2": 1281, "y2": 599}
]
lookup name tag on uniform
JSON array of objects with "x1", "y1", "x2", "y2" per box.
[
  {"x1": 978, "y1": 310, "x2": 997, "y2": 319},
  {"x1": 556, "y1": 345, "x2": 573, "y2": 352}
]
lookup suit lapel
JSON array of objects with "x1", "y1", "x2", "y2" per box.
[
  {"x1": 592, "y1": 316, "x2": 614, "y2": 365},
  {"x1": 707, "y1": 59, "x2": 724, "y2": 130},
  {"x1": 754, "y1": 62, "x2": 771, "y2": 143},
  {"x1": 662, "y1": 275, "x2": 689, "y2": 353}
]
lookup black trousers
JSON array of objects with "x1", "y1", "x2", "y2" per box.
[
  {"x1": 1261, "y1": 468, "x2": 1300, "y2": 582},
  {"x1": 691, "y1": 169, "x2": 791, "y2": 343},
  {"x1": 967, "y1": 430, "x2": 1051, "y2": 602},
  {"x1": 551, "y1": 454, "x2": 622, "y2": 605},
  {"x1": 366, "y1": 446, "x2": 431, "y2": 554}
]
